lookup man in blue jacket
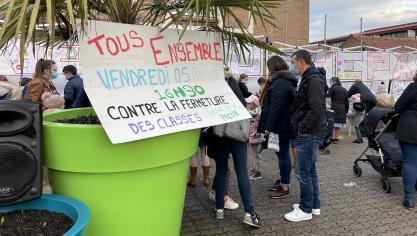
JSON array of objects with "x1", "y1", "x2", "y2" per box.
[
  {"x1": 285, "y1": 49, "x2": 326, "y2": 222},
  {"x1": 63, "y1": 65, "x2": 85, "y2": 109}
]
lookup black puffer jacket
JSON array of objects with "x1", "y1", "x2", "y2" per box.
[
  {"x1": 328, "y1": 83, "x2": 349, "y2": 124},
  {"x1": 227, "y1": 77, "x2": 246, "y2": 106},
  {"x1": 238, "y1": 82, "x2": 252, "y2": 98},
  {"x1": 293, "y1": 66, "x2": 326, "y2": 136},
  {"x1": 348, "y1": 81, "x2": 376, "y2": 111},
  {"x1": 259, "y1": 71, "x2": 298, "y2": 137},
  {"x1": 395, "y1": 81, "x2": 417, "y2": 144}
]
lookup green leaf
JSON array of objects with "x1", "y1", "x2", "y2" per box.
[{"x1": 0, "y1": 0, "x2": 16, "y2": 41}]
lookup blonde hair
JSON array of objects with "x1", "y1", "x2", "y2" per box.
[{"x1": 376, "y1": 93, "x2": 395, "y2": 109}]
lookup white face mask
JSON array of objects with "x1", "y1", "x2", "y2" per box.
[
  {"x1": 241, "y1": 79, "x2": 248, "y2": 84},
  {"x1": 289, "y1": 64, "x2": 299, "y2": 75}
]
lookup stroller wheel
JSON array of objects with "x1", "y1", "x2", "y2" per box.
[
  {"x1": 353, "y1": 165, "x2": 362, "y2": 177},
  {"x1": 381, "y1": 178, "x2": 391, "y2": 193}
]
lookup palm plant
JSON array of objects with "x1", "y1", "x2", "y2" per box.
[{"x1": 0, "y1": 0, "x2": 281, "y2": 65}]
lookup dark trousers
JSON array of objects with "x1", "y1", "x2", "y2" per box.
[
  {"x1": 276, "y1": 135, "x2": 291, "y2": 185},
  {"x1": 296, "y1": 134, "x2": 323, "y2": 213},
  {"x1": 213, "y1": 137, "x2": 254, "y2": 214},
  {"x1": 400, "y1": 141, "x2": 417, "y2": 202}
]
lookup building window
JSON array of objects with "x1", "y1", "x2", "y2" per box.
[{"x1": 396, "y1": 31, "x2": 407, "y2": 38}]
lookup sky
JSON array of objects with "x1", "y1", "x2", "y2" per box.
[{"x1": 310, "y1": 0, "x2": 417, "y2": 42}]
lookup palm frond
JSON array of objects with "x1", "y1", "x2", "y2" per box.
[{"x1": 0, "y1": 0, "x2": 282, "y2": 71}]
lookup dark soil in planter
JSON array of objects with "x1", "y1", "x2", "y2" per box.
[
  {"x1": 56, "y1": 114, "x2": 101, "y2": 125},
  {"x1": 0, "y1": 210, "x2": 74, "y2": 236}
]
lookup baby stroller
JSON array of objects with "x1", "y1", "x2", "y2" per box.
[{"x1": 353, "y1": 108, "x2": 401, "y2": 193}]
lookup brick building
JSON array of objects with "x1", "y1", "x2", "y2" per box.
[
  {"x1": 312, "y1": 21, "x2": 417, "y2": 51},
  {"x1": 229, "y1": 0, "x2": 310, "y2": 46}
]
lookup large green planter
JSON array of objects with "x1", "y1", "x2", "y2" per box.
[{"x1": 43, "y1": 108, "x2": 199, "y2": 236}]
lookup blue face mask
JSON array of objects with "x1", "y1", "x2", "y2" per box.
[
  {"x1": 51, "y1": 71, "x2": 59, "y2": 80},
  {"x1": 289, "y1": 64, "x2": 299, "y2": 75}
]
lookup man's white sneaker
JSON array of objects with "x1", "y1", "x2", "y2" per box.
[
  {"x1": 224, "y1": 196, "x2": 239, "y2": 210},
  {"x1": 293, "y1": 204, "x2": 320, "y2": 216},
  {"x1": 215, "y1": 209, "x2": 224, "y2": 220},
  {"x1": 284, "y1": 207, "x2": 312, "y2": 222}
]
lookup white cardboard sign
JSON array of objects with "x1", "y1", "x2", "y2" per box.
[{"x1": 79, "y1": 21, "x2": 250, "y2": 144}]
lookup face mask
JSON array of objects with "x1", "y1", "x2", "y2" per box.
[
  {"x1": 241, "y1": 79, "x2": 248, "y2": 84},
  {"x1": 289, "y1": 64, "x2": 299, "y2": 75},
  {"x1": 51, "y1": 71, "x2": 59, "y2": 80}
]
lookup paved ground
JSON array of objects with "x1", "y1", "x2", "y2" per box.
[{"x1": 181, "y1": 136, "x2": 417, "y2": 236}]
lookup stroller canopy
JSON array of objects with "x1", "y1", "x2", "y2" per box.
[{"x1": 359, "y1": 108, "x2": 398, "y2": 138}]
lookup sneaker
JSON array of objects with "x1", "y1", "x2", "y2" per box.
[
  {"x1": 320, "y1": 149, "x2": 330, "y2": 155},
  {"x1": 353, "y1": 139, "x2": 363, "y2": 144},
  {"x1": 331, "y1": 139, "x2": 339, "y2": 144},
  {"x1": 208, "y1": 190, "x2": 215, "y2": 202},
  {"x1": 270, "y1": 186, "x2": 289, "y2": 199},
  {"x1": 269, "y1": 179, "x2": 281, "y2": 191},
  {"x1": 284, "y1": 207, "x2": 312, "y2": 222},
  {"x1": 243, "y1": 212, "x2": 261, "y2": 228},
  {"x1": 293, "y1": 204, "x2": 320, "y2": 216},
  {"x1": 215, "y1": 209, "x2": 224, "y2": 220},
  {"x1": 209, "y1": 191, "x2": 239, "y2": 210},
  {"x1": 250, "y1": 171, "x2": 262, "y2": 180},
  {"x1": 249, "y1": 168, "x2": 256, "y2": 175},
  {"x1": 224, "y1": 196, "x2": 239, "y2": 210}
]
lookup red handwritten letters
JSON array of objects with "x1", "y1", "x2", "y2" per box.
[{"x1": 87, "y1": 31, "x2": 222, "y2": 66}]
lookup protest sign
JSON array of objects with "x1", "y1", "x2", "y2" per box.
[
  {"x1": 337, "y1": 51, "x2": 417, "y2": 82},
  {"x1": 79, "y1": 21, "x2": 251, "y2": 144},
  {"x1": 227, "y1": 45, "x2": 263, "y2": 77},
  {"x1": 0, "y1": 41, "x2": 81, "y2": 75}
]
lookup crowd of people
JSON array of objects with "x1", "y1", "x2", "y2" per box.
[
  {"x1": 0, "y1": 59, "x2": 90, "y2": 110},
  {"x1": 186, "y1": 49, "x2": 417, "y2": 228},
  {"x1": 1, "y1": 50, "x2": 416, "y2": 228}
]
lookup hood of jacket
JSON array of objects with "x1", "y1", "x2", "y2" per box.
[
  {"x1": 301, "y1": 66, "x2": 325, "y2": 84},
  {"x1": 269, "y1": 70, "x2": 298, "y2": 87}
]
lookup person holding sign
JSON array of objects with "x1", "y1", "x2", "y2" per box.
[{"x1": 208, "y1": 67, "x2": 261, "y2": 228}]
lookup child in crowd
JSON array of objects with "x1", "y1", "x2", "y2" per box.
[
  {"x1": 257, "y1": 76, "x2": 267, "y2": 95},
  {"x1": 246, "y1": 95, "x2": 263, "y2": 179},
  {"x1": 375, "y1": 93, "x2": 396, "y2": 109},
  {"x1": 41, "y1": 92, "x2": 64, "y2": 112},
  {"x1": 238, "y1": 74, "x2": 252, "y2": 98},
  {"x1": 187, "y1": 133, "x2": 210, "y2": 187},
  {"x1": 347, "y1": 93, "x2": 365, "y2": 144}
]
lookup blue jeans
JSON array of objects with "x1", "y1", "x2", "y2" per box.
[
  {"x1": 296, "y1": 134, "x2": 323, "y2": 213},
  {"x1": 213, "y1": 137, "x2": 254, "y2": 214},
  {"x1": 400, "y1": 141, "x2": 417, "y2": 202},
  {"x1": 276, "y1": 135, "x2": 291, "y2": 186}
]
